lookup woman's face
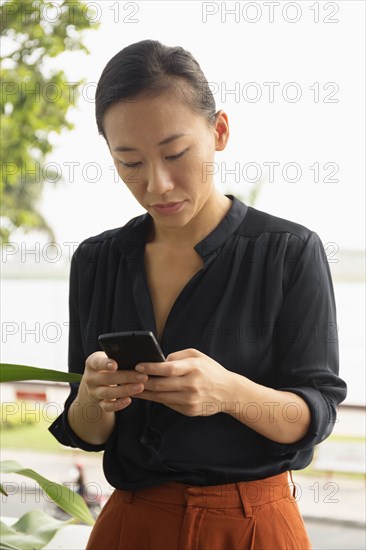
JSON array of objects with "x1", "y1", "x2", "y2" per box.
[{"x1": 103, "y1": 87, "x2": 229, "y2": 229}]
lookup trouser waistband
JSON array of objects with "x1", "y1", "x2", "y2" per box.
[{"x1": 118, "y1": 471, "x2": 297, "y2": 519}]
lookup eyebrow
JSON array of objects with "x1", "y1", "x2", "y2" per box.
[{"x1": 112, "y1": 132, "x2": 188, "y2": 152}]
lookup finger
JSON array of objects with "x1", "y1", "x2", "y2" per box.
[
  {"x1": 100, "y1": 396, "x2": 132, "y2": 413},
  {"x1": 166, "y1": 348, "x2": 201, "y2": 361},
  {"x1": 143, "y1": 376, "x2": 181, "y2": 393},
  {"x1": 99, "y1": 370, "x2": 148, "y2": 386},
  {"x1": 95, "y1": 381, "x2": 146, "y2": 401},
  {"x1": 135, "y1": 359, "x2": 191, "y2": 377},
  {"x1": 86, "y1": 352, "x2": 118, "y2": 372}
]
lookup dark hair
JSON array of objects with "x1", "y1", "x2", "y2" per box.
[{"x1": 95, "y1": 39, "x2": 217, "y2": 140}]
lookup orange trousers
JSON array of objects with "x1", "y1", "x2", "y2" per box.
[{"x1": 86, "y1": 471, "x2": 312, "y2": 550}]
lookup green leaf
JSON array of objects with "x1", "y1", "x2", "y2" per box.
[
  {"x1": 0, "y1": 364, "x2": 82, "y2": 383},
  {"x1": 0, "y1": 482, "x2": 8, "y2": 496},
  {"x1": 0, "y1": 510, "x2": 74, "y2": 550},
  {"x1": 0, "y1": 461, "x2": 94, "y2": 526}
]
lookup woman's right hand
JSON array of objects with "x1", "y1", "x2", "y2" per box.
[{"x1": 80, "y1": 351, "x2": 149, "y2": 413}]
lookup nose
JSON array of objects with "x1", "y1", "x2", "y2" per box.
[{"x1": 146, "y1": 162, "x2": 174, "y2": 195}]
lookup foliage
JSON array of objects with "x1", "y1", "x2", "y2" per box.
[
  {"x1": 1, "y1": 460, "x2": 94, "y2": 525},
  {"x1": 0, "y1": 461, "x2": 94, "y2": 549},
  {"x1": 0, "y1": 363, "x2": 82, "y2": 383},
  {"x1": 1, "y1": 510, "x2": 74, "y2": 549},
  {"x1": 0, "y1": 363, "x2": 91, "y2": 548},
  {"x1": 0, "y1": 0, "x2": 99, "y2": 243}
]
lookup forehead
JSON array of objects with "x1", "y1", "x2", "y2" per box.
[{"x1": 103, "y1": 88, "x2": 206, "y2": 146}]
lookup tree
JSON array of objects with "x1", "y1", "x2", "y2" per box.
[{"x1": 0, "y1": 0, "x2": 99, "y2": 243}]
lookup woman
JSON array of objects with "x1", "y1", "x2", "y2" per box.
[{"x1": 50, "y1": 40, "x2": 347, "y2": 549}]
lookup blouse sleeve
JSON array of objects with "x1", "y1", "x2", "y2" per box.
[
  {"x1": 48, "y1": 246, "x2": 106, "y2": 452},
  {"x1": 263, "y1": 231, "x2": 347, "y2": 455}
]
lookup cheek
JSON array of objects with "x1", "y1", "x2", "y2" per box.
[
  {"x1": 188, "y1": 148, "x2": 215, "y2": 182},
  {"x1": 117, "y1": 166, "x2": 142, "y2": 190},
  {"x1": 125, "y1": 172, "x2": 141, "y2": 189}
]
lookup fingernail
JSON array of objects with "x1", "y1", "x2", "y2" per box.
[{"x1": 135, "y1": 364, "x2": 145, "y2": 372}]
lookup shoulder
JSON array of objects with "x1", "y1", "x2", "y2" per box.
[
  {"x1": 235, "y1": 206, "x2": 320, "y2": 247},
  {"x1": 80, "y1": 212, "x2": 147, "y2": 245},
  {"x1": 234, "y1": 202, "x2": 326, "y2": 271},
  {"x1": 237, "y1": 204, "x2": 313, "y2": 242},
  {"x1": 72, "y1": 212, "x2": 149, "y2": 264}
]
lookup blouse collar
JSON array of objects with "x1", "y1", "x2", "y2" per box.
[{"x1": 113, "y1": 194, "x2": 248, "y2": 262}]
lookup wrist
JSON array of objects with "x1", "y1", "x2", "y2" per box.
[
  {"x1": 77, "y1": 377, "x2": 105, "y2": 409},
  {"x1": 219, "y1": 370, "x2": 246, "y2": 415},
  {"x1": 69, "y1": 381, "x2": 106, "y2": 423},
  {"x1": 67, "y1": 383, "x2": 116, "y2": 446}
]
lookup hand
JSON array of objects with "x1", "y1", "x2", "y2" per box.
[
  {"x1": 133, "y1": 348, "x2": 233, "y2": 417},
  {"x1": 80, "y1": 351, "x2": 149, "y2": 413}
]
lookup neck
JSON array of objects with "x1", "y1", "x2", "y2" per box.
[{"x1": 147, "y1": 190, "x2": 232, "y2": 248}]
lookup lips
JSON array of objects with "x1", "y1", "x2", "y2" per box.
[
  {"x1": 152, "y1": 201, "x2": 182, "y2": 207},
  {"x1": 151, "y1": 200, "x2": 186, "y2": 215}
]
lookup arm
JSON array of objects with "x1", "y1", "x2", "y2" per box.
[
  {"x1": 66, "y1": 359, "x2": 117, "y2": 446},
  {"x1": 135, "y1": 349, "x2": 311, "y2": 445},
  {"x1": 66, "y1": 352, "x2": 148, "y2": 446},
  {"x1": 229, "y1": 231, "x2": 347, "y2": 453},
  {"x1": 220, "y1": 374, "x2": 311, "y2": 444},
  {"x1": 49, "y1": 246, "x2": 148, "y2": 450}
]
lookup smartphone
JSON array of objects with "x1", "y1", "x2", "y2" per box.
[{"x1": 98, "y1": 330, "x2": 165, "y2": 370}]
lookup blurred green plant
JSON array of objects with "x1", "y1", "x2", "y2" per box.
[
  {"x1": 0, "y1": 363, "x2": 82, "y2": 383},
  {"x1": 0, "y1": 363, "x2": 90, "y2": 548},
  {"x1": 0, "y1": 0, "x2": 99, "y2": 243},
  {"x1": 1, "y1": 461, "x2": 94, "y2": 548},
  {"x1": 0, "y1": 363, "x2": 81, "y2": 433},
  {"x1": 1, "y1": 509, "x2": 79, "y2": 550}
]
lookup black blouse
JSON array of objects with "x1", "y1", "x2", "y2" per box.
[{"x1": 49, "y1": 194, "x2": 347, "y2": 490}]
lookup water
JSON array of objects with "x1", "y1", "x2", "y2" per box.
[{"x1": 1, "y1": 279, "x2": 364, "y2": 405}]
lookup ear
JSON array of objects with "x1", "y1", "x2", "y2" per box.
[{"x1": 213, "y1": 110, "x2": 229, "y2": 151}]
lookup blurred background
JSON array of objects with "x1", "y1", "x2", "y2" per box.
[{"x1": 1, "y1": 1, "x2": 365, "y2": 548}]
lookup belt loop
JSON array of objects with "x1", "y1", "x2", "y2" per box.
[
  {"x1": 288, "y1": 470, "x2": 297, "y2": 499},
  {"x1": 237, "y1": 483, "x2": 253, "y2": 518}
]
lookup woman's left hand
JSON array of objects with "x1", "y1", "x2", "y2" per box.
[{"x1": 132, "y1": 348, "x2": 235, "y2": 417}]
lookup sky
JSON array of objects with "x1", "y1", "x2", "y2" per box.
[{"x1": 19, "y1": 1, "x2": 366, "y2": 253}]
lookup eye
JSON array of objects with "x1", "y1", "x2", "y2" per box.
[
  {"x1": 118, "y1": 148, "x2": 189, "y2": 169},
  {"x1": 166, "y1": 148, "x2": 189, "y2": 161},
  {"x1": 119, "y1": 161, "x2": 141, "y2": 169}
]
